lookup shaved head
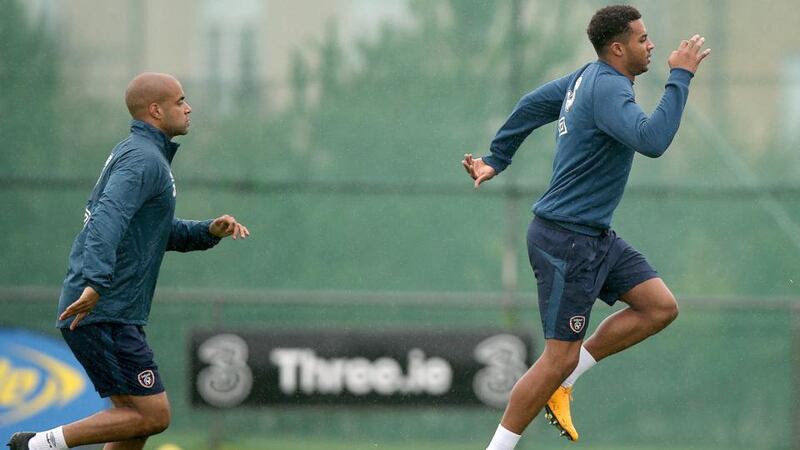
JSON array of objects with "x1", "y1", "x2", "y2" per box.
[
  {"x1": 125, "y1": 72, "x2": 181, "y2": 119},
  {"x1": 124, "y1": 72, "x2": 192, "y2": 138}
]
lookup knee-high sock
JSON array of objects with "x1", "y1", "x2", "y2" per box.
[
  {"x1": 562, "y1": 346, "x2": 596, "y2": 388},
  {"x1": 486, "y1": 424, "x2": 521, "y2": 450}
]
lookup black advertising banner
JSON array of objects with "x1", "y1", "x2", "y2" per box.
[{"x1": 189, "y1": 329, "x2": 535, "y2": 409}]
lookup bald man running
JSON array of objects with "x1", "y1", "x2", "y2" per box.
[{"x1": 7, "y1": 73, "x2": 250, "y2": 450}]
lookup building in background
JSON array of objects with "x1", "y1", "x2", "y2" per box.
[{"x1": 26, "y1": 0, "x2": 413, "y2": 116}]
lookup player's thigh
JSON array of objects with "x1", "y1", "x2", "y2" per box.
[
  {"x1": 110, "y1": 391, "x2": 171, "y2": 420},
  {"x1": 620, "y1": 277, "x2": 677, "y2": 314}
]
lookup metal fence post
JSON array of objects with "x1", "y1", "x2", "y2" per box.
[
  {"x1": 209, "y1": 297, "x2": 224, "y2": 450},
  {"x1": 499, "y1": 0, "x2": 525, "y2": 329},
  {"x1": 793, "y1": 303, "x2": 800, "y2": 450}
]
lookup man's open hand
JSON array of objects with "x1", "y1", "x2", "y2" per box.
[
  {"x1": 59, "y1": 286, "x2": 100, "y2": 330},
  {"x1": 668, "y1": 34, "x2": 711, "y2": 74},
  {"x1": 462, "y1": 153, "x2": 497, "y2": 189},
  {"x1": 209, "y1": 215, "x2": 250, "y2": 240}
]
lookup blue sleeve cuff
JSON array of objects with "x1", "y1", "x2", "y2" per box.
[
  {"x1": 668, "y1": 68, "x2": 694, "y2": 84},
  {"x1": 85, "y1": 281, "x2": 108, "y2": 297},
  {"x1": 200, "y1": 219, "x2": 222, "y2": 247},
  {"x1": 482, "y1": 154, "x2": 509, "y2": 173}
]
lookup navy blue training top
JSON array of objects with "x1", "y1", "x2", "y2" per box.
[
  {"x1": 483, "y1": 60, "x2": 693, "y2": 231},
  {"x1": 57, "y1": 121, "x2": 220, "y2": 328}
]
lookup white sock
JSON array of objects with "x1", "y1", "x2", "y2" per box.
[
  {"x1": 27, "y1": 426, "x2": 69, "y2": 450},
  {"x1": 562, "y1": 346, "x2": 597, "y2": 388},
  {"x1": 486, "y1": 424, "x2": 521, "y2": 450}
]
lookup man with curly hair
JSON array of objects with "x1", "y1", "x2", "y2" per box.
[{"x1": 463, "y1": 5, "x2": 710, "y2": 449}]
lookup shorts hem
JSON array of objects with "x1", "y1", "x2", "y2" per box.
[
  {"x1": 599, "y1": 271, "x2": 660, "y2": 305},
  {"x1": 543, "y1": 333, "x2": 585, "y2": 342},
  {"x1": 98, "y1": 386, "x2": 166, "y2": 398}
]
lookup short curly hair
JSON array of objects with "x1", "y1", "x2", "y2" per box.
[{"x1": 587, "y1": 5, "x2": 641, "y2": 55}]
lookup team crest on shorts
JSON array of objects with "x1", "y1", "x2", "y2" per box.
[
  {"x1": 569, "y1": 316, "x2": 586, "y2": 333},
  {"x1": 138, "y1": 369, "x2": 155, "y2": 388}
]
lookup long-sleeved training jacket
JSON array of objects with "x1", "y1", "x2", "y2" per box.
[
  {"x1": 484, "y1": 60, "x2": 693, "y2": 230},
  {"x1": 57, "y1": 120, "x2": 220, "y2": 328}
]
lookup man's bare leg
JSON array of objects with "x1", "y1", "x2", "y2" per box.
[
  {"x1": 544, "y1": 278, "x2": 679, "y2": 441},
  {"x1": 499, "y1": 339, "x2": 583, "y2": 434},
  {"x1": 103, "y1": 437, "x2": 149, "y2": 450},
  {"x1": 60, "y1": 392, "x2": 171, "y2": 448},
  {"x1": 584, "y1": 277, "x2": 678, "y2": 361}
]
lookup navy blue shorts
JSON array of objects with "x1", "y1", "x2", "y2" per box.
[
  {"x1": 527, "y1": 216, "x2": 659, "y2": 341},
  {"x1": 61, "y1": 323, "x2": 164, "y2": 398}
]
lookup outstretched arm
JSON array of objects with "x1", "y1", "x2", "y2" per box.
[
  {"x1": 481, "y1": 71, "x2": 577, "y2": 174},
  {"x1": 167, "y1": 215, "x2": 249, "y2": 252},
  {"x1": 462, "y1": 72, "x2": 575, "y2": 189}
]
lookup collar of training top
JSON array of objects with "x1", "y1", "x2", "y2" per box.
[{"x1": 130, "y1": 120, "x2": 180, "y2": 162}]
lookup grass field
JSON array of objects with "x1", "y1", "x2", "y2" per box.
[{"x1": 145, "y1": 433, "x2": 750, "y2": 450}]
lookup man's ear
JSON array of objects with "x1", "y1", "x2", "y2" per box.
[
  {"x1": 609, "y1": 42, "x2": 624, "y2": 57},
  {"x1": 148, "y1": 102, "x2": 162, "y2": 120}
]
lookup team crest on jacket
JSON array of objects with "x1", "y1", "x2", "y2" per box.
[
  {"x1": 569, "y1": 316, "x2": 586, "y2": 333},
  {"x1": 138, "y1": 369, "x2": 155, "y2": 388}
]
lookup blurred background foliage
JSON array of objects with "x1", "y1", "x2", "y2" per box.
[
  {"x1": 2, "y1": 0, "x2": 800, "y2": 448},
  {"x1": 2, "y1": 0, "x2": 798, "y2": 297}
]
